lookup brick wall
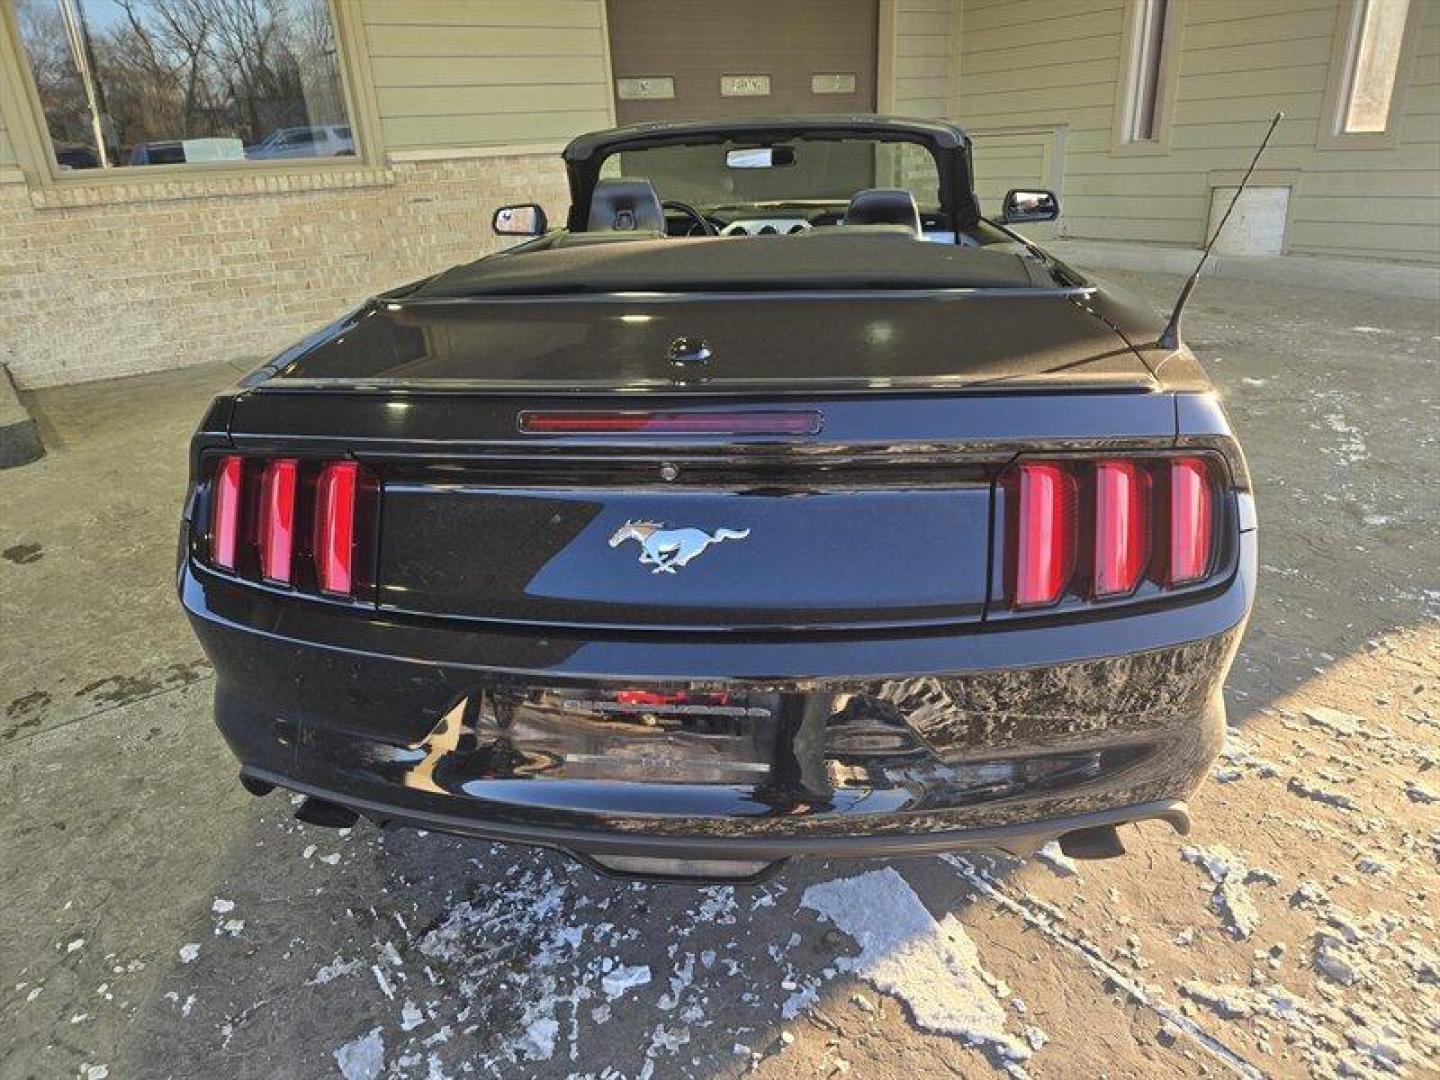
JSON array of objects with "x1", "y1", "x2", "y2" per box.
[{"x1": 0, "y1": 154, "x2": 571, "y2": 388}]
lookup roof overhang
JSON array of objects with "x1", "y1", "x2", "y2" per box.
[{"x1": 563, "y1": 114, "x2": 973, "y2": 162}]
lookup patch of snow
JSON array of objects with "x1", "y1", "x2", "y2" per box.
[
  {"x1": 1403, "y1": 780, "x2": 1437, "y2": 804},
  {"x1": 333, "y1": 1028, "x2": 384, "y2": 1080},
  {"x1": 1288, "y1": 777, "x2": 1358, "y2": 811},
  {"x1": 211, "y1": 898, "x2": 234, "y2": 915},
  {"x1": 371, "y1": 964, "x2": 395, "y2": 1000},
  {"x1": 519, "y1": 1017, "x2": 559, "y2": 1060},
  {"x1": 601, "y1": 964, "x2": 651, "y2": 1000},
  {"x1": 1302, "y1": 706, "x2": 1367, "y2": 739},
  {"x1": 308, "y1": 955, "x2": 363, "y2": 986},
  {"x1": 178, "y1": 943, "x2": 200, "y2": 964},
  {"x1": 1181, "y1": 845, "x2": 1273, "y2": 940},
  {"x1": 801, "y1": 867, "x2": 1029, "y2": 1062},
  {"x1": 1035, "y1": 841, "x2": 1079, "y2": 878},
  {"x1": 400, "y1": 1000, "x2": 424, "y2": 1032}
]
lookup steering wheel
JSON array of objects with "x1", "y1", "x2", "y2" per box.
[{"x1": 661, "y1": 200, "x2": 717, "y2": 237}]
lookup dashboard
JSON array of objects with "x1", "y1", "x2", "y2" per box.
[
  {"x1": 720, "y1": 217, "x2": 813, "y2": 237},
  {"x1": 668, "y1": 209, "x2": 965, "y2": 245}
]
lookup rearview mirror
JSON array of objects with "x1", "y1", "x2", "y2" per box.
[
  {"x1": 725, "y1": 146, "x2": 796, "y2": 169},
  {"x1": 1001, "y1": 189, "x2": 1060, "y2": 224},
  {"x1": 492, "y1": 203, "x2": 548, "y2": 236}
]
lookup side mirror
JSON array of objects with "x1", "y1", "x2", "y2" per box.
[
  {"x1": 493, "y1": 203, "x2": 548, "y2": 236},
  {"x1": 1001, "y1": 189, "x2": 1060, "y2": 224}
]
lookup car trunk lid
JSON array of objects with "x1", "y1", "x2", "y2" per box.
[{"x1": 230, "y1": 287, "x2": 1169, "y2": 631}]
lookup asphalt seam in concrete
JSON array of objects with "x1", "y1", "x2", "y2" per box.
[{"x1": 0, "y1": 675, "x2": 215, "y2": 756}]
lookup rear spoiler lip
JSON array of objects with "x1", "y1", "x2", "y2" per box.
[
  {"x1": 248, "y1": 378, "x2": 1159, "y2": 396},
  {"x1": 381, "y1": 285, "x2": 1099, "y2": 306}
]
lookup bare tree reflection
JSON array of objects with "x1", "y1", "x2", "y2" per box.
[{"x1": 15, "y1": 0, "x2": 349, "y2": 168}]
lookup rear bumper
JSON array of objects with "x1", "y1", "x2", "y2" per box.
[{"x1": 181, "y1": 531, "x2": 1254, "y2": 872}]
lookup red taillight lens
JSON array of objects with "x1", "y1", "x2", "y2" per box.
[
  {"x1": 257, "y1": 458, "x2": 298, "y2": 584},
  {"x1": 1000, "y1": 453, "x2": 1222, "y2": 612},
  {"x1": 1093, "y1": 460, "x2": 1149, "y2": 597},
  {"x1": 209, "y1": 455, "x2": 243, "y2": 570},
  {"x1": 1007, "y1": 462, "x2": 1077, "y2": 608},
  {"x1": 1167, "y1": 457, "x2": 1213, "y2": 586},
  {"x1": 518, "y1": 411, "x2": 822, "y2": 435},
  {"x1": 313, "y1": 461, "x2": 359, "y2": 596}
]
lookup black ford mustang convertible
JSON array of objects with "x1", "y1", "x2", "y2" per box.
[{"x1": 179, "y1": 116, "x2": 1255, "y2": 881}]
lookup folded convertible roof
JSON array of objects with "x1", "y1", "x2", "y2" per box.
[{"x1": 413, "y1": 234, "x2": 1056, "y2": 298}]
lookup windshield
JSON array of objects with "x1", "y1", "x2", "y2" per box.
[{"x1": 597, "y1": 137, "x2": 942, "y2": 211}]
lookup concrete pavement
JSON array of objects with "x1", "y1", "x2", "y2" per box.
[{"x1": 2, "y1": 272, "x2": 1436, "y2": 1079}]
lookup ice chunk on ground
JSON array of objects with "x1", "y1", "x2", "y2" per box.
[
  {"x1": 1287, "y1": 777, "x2": 1358, "y2": 811},
  {"x1": 1181, "y1": 845, "x2": 1269, "y2": 940},
  {"x1": 1403, "y1": 780, "x2": 1437, "y2": 804},
  {"x1": 801, "y1": 867, "x2": 1029, "y2": 1062},
  {"x1": 601, "y1": 964, "x2": 652, "y2": 1000},
  {"x1": 178, "y1": 943, "x2": 199, "y2": 964},
  {"x1": 518, "y1": 1017, "x2": 558, "y2": 1060},
  {"x1": 334, "y1": 1028, "x2": 384, "y2": 1080},
  {"x1": 1035, "y1": 842, "x2": 1079, "y2": 878},
  {"x1": 308, "y1": 955, "x2": 363, "y2": 986}
]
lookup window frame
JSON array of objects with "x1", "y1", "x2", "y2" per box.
[
  {"x1": 1318, "y1": 0, "x2": 1420, "y2": 151},
  {"x1": 0, "y1": 0, "x2": 384, "y2": 189},
  {"x1": 1110, "y1": 0, "x2": 1185, "y2": 158}
]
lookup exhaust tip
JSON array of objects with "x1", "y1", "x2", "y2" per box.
[
  {"x1": 1058, "y1": 824, "x2": 1126, "y2": 860},
  {"x1": 239, "y1": 773, "x2": 275, "y2": 798},
  {"x1": 295, "y1": 795, "x2": 359, "y2": 829}
]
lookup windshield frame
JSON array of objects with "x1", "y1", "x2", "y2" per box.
[{"x1": 562, "y1": 116, "x2": 979, "y2": 233}]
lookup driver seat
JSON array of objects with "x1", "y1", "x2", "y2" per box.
[{"x1": 843, "y1": 188, "x2": 922, "y2": 236}]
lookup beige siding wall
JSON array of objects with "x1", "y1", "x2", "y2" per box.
[
  {"x1": 893, "y1": 0, "x2": 954, "y2": 116},
  {"x1": 0, "y1": 110, "x2": 13, "y2": 167},
  {"x1": 361, "y1": 0, "x2": 614, "y2": 151},
  {"x1": 954, "y1": 0, "x2": 1440, "y2": 263}
]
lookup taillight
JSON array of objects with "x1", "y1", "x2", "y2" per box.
[
  {"x1": 209, "y1": 455, "x2": 243, "y2": 570},
  {"x1": 201, "y1": 455, "x2": 372, "y2": 599},
  {"x1": 313, "y1": 461, "x2": 359, "y2": 596},
  {"x1": 1006, "y1": 462, "x2": 1077, "y2": 608},
  {"x1": 1000, "y1": 454, "x2": 1222, "y2": 611},
  {"x1": 1167, "y1": 457, "x2": 1213, "y2": 586},
  {"x1": 1093, "y1": 460, "x2": 1149, "y2": 597},
  {"x1": 257, "y1": 458, "x2": 298, "y2": 584}
]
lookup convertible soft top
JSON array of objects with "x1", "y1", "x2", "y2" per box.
[{"x1": 414, "y1": 234, "x2": 1054, "y2": 298}]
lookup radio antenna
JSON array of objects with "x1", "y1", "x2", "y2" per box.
[{"x1": 1159, "y1": 111, "x2": 1283, "y2": 351}]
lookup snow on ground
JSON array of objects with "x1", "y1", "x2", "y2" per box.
[
  {"x1": 2, "y1": 273, "x2": 1437, "y2": 1080},
  {"x1": 800, "y1": 868, "x2": 1031, "y2": 1065}
]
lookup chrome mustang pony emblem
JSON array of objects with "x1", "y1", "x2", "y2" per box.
[{"x1": 608, "y1": 520, "x2": 750, "y2": 574}]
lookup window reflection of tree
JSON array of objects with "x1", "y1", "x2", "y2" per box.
[{"x1": 15, "y1": 0, "x2": 349, "y2": 166}]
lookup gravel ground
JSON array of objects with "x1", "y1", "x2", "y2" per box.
[{"x1": 0, "y1": 269, "x2": 1436, "y2": 1080}]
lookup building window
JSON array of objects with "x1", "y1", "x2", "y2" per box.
[
  {"x1": 1338, "y1": 0, "x2": 1411, "y2": 134},
  {"x1": 1120, "y1": 0, "x2": 1173, "y2": 144},
  {"x1": 14, "y1": 0, "x2": 355, "y2": 171}
]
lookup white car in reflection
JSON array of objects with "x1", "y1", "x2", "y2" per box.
[{"x1": 245, "y1": 125, "x2": 354, "y2": 160}]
